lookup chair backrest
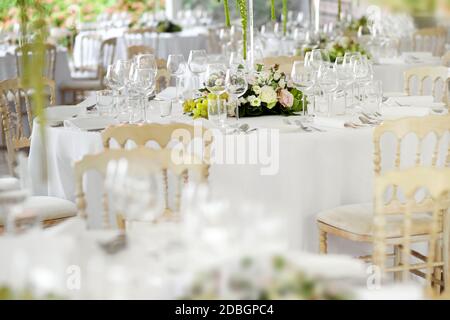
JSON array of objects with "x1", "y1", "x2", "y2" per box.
[
  {"x1": 373, "y1": 115, "x2": 450, "y2": 176},
  {"x1": 15, "y1": 43, "x2": 57, "y2": 80},
  {"x1": 403, "y1": 66, "x2": 449, "y2": 106},
  {"x1": 155, "y1": 68, "x2": 170, "y2": 93},
  {"x1": 124, "y1": 28, "x2": 155, "y2": 47},
  {"x1": 74, "y1": 147, "x2": 209, "y2": 228},
  {"x1": 442, "y1": 51, "x2": 450, "y2": 67},
  {"x1": 413, "y1": 27, "x2": 447, "y2": 56},
  {"x1": 98, "y1": 37, "x2": 117, "y2": 80},
  {"x1": 373, "y1": 166, "x2": 450, "y2": 293},
  {"x1": 0, "y1": 78, "x2": 55, "y2": 174},
  {"x1": 73, "y1": 33, "x2": 103, "y2": 74},
  {"x1": 127, "y1": 45, "x2": 154, "y2": 60}
]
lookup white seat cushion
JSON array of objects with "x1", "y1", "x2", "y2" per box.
[
  {"x1": 25, "y1": 196, "x2": 77, "y2": 221},
  {"x1": 317, "y1": 203, "x2": 433, "y2": 238},
  {"x1": 0, "y1": 196, "x2": 77, "y2": 225}
]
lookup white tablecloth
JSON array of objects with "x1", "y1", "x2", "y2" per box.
[{"x1": 29, "y1": 109, "x2": 375, "y2": 254}]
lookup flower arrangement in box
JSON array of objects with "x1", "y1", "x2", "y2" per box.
[{"x1": 183, "y1": 64, "x2": 306, "y2": 119}]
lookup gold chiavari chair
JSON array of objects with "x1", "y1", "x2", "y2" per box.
[
  {"x1": 404, "y1": 66, "x2": 449, "y2": 107},
  {"x1": 0, "y1": 79, "x2": 77, "y2": 231},
  {"x1": 442, "y1": 51, "x2": 450, "y2": 67},
  {"x1": 127, "y1": 45, "x2": 155, "y2": 60},
  {"x1": 15, "y1": 43, "x2": 57, "y2": 80},
  {"x1": 413, "y1": 27, "x2": 447, "y2": 57},
  {"x1": 316, "y1": 116, "x2": 450, "y2": 264},
  {"x1": 0, "y1": 78, "x2": 56, "y2": 173},
  {"x1": 373, "y1": 167, "x2": 450, "y2": 294},
  {"x1": 60, "y1": 37, "x2": 117, "y2": 104},
  {"x1": 73, "y1": 147, "x2": 209, "y2": 229},
  {"x1": 102, "y1": 122, "x2": 213, "y2": 215}
]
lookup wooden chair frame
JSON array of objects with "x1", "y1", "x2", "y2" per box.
[
  {"x1": 413, "y1": 27, "x2": 447, "y2": 57},
  {"x1": 404, "y1": 66, "x2": 449, "y2": 106},
  {"x1": 15, "y1": 43, "x2": 57, "y2": 80},
  {"x1": 74, "y1": 147, "x2": 209, "y2": 229}
]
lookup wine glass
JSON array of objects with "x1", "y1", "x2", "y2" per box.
[
  {"x1": 310, "y1": 49, "x2": 330, "y2": 71},
  {"x1": 317, "y1": 63, "x2": 338, "y2": 117},
  {"x1": 205, "y1": 63, "x2": 227, "y2": 127},
  {"x1": 167, "y1": 54, "x2": 186, "y2": 103},
  {"x1": 291, "y1": 61, "x2": 315, "y2": 120},
  {"x1": 133, "y1": 53, "x2": 157, "y2": 75},
  {"x1": 334, "y1": 56, "x2": 354, "y2": 112},
  {"x1": 129, "y1": 67, "x2": 156, "y2": 123},
  {"x1": 351, "y1": 54, "x2": 371, "y2": 106},
  {"x1": 229, "y1": 52, "x2": 245, "y2": 70},
  {"x1": 225, "y1": 68, "x2": 248, "y2": 121},
  {"x1": 188, "y1": 49, "x2": 208, "y2": 94}
]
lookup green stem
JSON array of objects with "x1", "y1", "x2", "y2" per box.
[
  {"x1": 282, "y1": 0, "x2": 287, "y2": 36},
  {"x1": 223, "y1": 0, "x2": 231, "y2": 27},
  {"x1": 270, "y1": 0, "x2": 276, "y2": 21},
  {"x1": 337, "y1": 0, "x2": 342, "y2": 21},
  {"x1": 237, "y1": 0, "x2": 248, "y2": 60}
]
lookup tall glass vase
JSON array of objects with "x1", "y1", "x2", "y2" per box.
[{"x1": 248, "y1": 0, "x2": 254, "y2": 70}]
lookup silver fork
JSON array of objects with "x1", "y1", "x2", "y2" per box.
[{"x1": 283, "y1": 118, "x2": 312, "y2": 132}]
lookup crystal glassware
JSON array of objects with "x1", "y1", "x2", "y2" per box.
[
  {"x1": 167, "y1": 54, "x2": 186, "y2": 103},
  {"x1": 188, "y1": 49, "x2": 208, "y2": 94},
  {"x1": 225, "y1": 68, "x2": 247, "y2": 120},
  {"x1": 317, "y1": 63, "x2": 339, "y2": 117}
]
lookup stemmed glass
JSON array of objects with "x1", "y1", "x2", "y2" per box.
[
  {"x1": 291, "y1": 61, "x2": 315, "y2": 121},
  {"x1": 334, "y1": 56, "x2": 354, "y2": 112},
  {"x1": 104, "y1": 60, "x2": 132, "y2": 121},
  {"x1": 225, "y1": 67, "x2": 248, "y2": 121},
  {"x1": 133, "y1": 53, "x2": 158, "y2": 75},
  {"x1": 204, "y1": 63, "x2": 227, "y2": 127},
  {"x1": 188, "y1": 49, "x2": 208, "y2": 96},
  {"x1": 317, "y1": 63, "x2": 339, "y2": 117},
  {"x1": 167, "y1": 54, "x2": 186, "y2": 103},
  {"x1": 351, "y1": 54, "x2": 372, "y2": 106},
  {"x1": 344, "y1": 52, "x2": 361, "y2": 106},
  {"x1": 310, "y1": 49, "x2": 330, "y2": 72},
  {"x1": 128, "y1": 67, "x2": 156, "y2": 123}
]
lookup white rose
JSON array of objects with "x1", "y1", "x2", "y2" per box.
[
  {"x1": 252, "y1": 85, "x2": 261, "y2": 95},
  {"x1": 273, "y1": 72, "x2": 281, "y2": 81},
  {"x1": 215, "y1": 78, "x2": 224, "y2": 86},
  {"x1": 250, "y1": 97, "x2": 261, "y2": 107},
  {"x1": 239, "y1": 97, "x2": 247, "y2": 104},
  {"x1": 338, "y1": 36, "x2": 350, "y2": 48},
  {"x1": 259, "y1": 86, "x2": 277, "y2": 105},
  {"x1": 279, "y1": 79, "x2": 286, "y2": 89}
]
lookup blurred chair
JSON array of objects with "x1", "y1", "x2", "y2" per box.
[
  {"x1": 316, "y1": 116, "x2": 450, "y2": 286},
  {"x1": 15, "y1": 43, "x2": 57, "y2": 80},
  {"x1": 373, "y1": 167, "x2": 450, "y2": 294},
  {"x1": 442, "y1": 51, "x2": 450, "y2": 67},
  {"x1": 60, "y1": 37, "x2": 117, "y2": 104},
  {"x1": 413, "y1": 27, "x2": 447, "y2": 56},
  {"x1": 155, "y1": 68, "x2": 170, "y2": 93},
  {"x1": 74, "y1": 147, "x2": 209, "y2": 229},
  {"x1": 404, "y1": 66, "x2": 449, "y2": 107},
  {"x1": 0, "y1": 78, "x2": 55, "y2": 174},
  {"x1": 259, "y1": 55, "x2": 303, "y2": 75},
  {"x1": 127, "y1": 45, "x2": 154, "y2": 60},
  {"x1": 0, "y1": 184, "x2": 77, "y2": 233},
  {"x1": 124, "y1": 27, "x2": 155, "y2": 47}
]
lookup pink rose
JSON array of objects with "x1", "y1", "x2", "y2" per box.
[{"x1": 279, "y1": 89, "x2": 294, "y2": 108}]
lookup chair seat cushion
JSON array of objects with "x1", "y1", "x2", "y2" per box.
[
  {"x1": 60, "y1": 79, "x2": 102, "y2": 91},
  {"x1": 317, "y1": 203, "x2": 433, "y2": 238},
  {"x1": 25, "y1": 196, "x2": 77, "y2": 221}
]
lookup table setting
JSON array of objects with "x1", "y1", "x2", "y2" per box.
[{"x1": 0, "y1": 0, "x2": 450, "y2": 303}]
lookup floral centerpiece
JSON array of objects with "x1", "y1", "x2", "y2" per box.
[
  {"x1": 183, "y1": 64, "x2": 306, "y2": 119},
  {"x1": 155, "y1": 20, "x2": 183, "y2": 33},
  {"x1": 325, "y1": 36, "x2": 369, "y2": 62}
]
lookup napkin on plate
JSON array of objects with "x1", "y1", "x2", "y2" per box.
[
  {"x1": 313, "y1": 116, "x2": 347, "y2": 128},
  {"x1": 76, "y1": 96, "x2": 96, "y2": 110},
  {"x1": 381, "y1": 106, "x2": 430, "y2": 118},
  {"x1": 385, "y1": 95, "x2": 434, "y2": 107},
  {"x1": 64, "y1": 116, "x2": 119, "y2": 131}
]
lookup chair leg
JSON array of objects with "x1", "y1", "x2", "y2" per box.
[
  {"x1": 393, "y1": 245, "x2": 402, "y2": 282},
  {"x1": 433, "y1": 241, "x2": 443, "y2": 295},
  {"x1": 319, "y1": 229, "x2": 328, "y2": 254}
]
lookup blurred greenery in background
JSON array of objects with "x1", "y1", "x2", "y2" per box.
[{"x1": 0, "y1": 0, "x2": 160, "y2": 31}]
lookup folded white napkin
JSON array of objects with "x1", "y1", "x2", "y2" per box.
[
  {"x1": 156, "y1": 87, "x2": 177, "y2": 101},
  {"x1": 64, "y1": 116, "x2": 118, "y2": 131},
  {"x1": 381, "y1": 106, "x2": 430, "y2": 118},
  {"x1": 45, "y1": 105, "x2": 82, "y2": 121},
  {"x1": 401, "y1": 51, "x2": 433, "y2": 60},
  {"x1": 377, "y1": 57, "x2": 405, "y2": 65},
  {"x1": 313, "y1": 116, "x2": 346, "y2": 128},
  {"x1": 385, "y1": 95, "x2": 434, "y2": 107},
  {"x1": 76, "y1": 96, "x2": 96, "y2": 110}
]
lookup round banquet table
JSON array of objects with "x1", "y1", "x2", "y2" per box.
[{"x1": 29, "y1": 107, "x2": 376, "y2": 255}]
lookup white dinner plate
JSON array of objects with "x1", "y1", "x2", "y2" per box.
[{"x1": 64, "y1": 116, "x2": 119, "y2": 132}]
